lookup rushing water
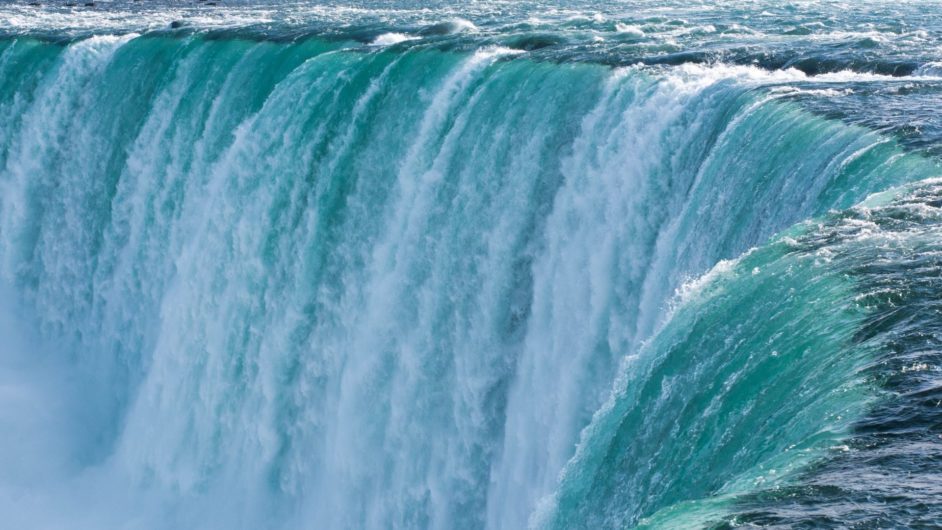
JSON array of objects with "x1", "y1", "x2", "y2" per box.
[{"x1": 1, "y1": 1, "x2": 941, "y2": 528}]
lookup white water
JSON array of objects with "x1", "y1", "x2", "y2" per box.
[{"x1": 0, "y1": 32, "x2": 936, "y2": 529}]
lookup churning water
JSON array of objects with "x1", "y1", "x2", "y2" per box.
[{"x1": 1, "y1": 1, "x2": 941, "y2": 528}]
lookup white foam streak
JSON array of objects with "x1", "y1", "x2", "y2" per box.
[
  {"x1": 371, "y1": 32, "x2": 418, "y2": 46},
  {"x1": 614, "y1": 23, "x2": 645, "y2": 37}
]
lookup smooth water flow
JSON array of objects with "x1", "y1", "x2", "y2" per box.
[{"x1": 1, "y1": 2, "x2": 941, "y2": 528}]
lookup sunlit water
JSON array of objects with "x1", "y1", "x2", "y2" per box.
[{"x1": 0, "y1": 1, "x2": 940, "y2": 528}]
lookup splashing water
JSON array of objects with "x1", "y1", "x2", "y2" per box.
[{"x1": 1, "y1": 2, "x2": 942, "y2": 529}]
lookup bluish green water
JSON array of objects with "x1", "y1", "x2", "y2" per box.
[{"x1": 0, "y1": 2, "x2": 941, "y2": 529}]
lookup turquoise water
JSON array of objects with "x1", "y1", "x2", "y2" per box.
[{"x1": 1, "y1": 2, "x2": 941, "y2": 528}]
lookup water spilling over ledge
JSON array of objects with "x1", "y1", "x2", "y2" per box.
[{"x1": 1, "y1": 2, "x2": 942, "y2": 528}]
